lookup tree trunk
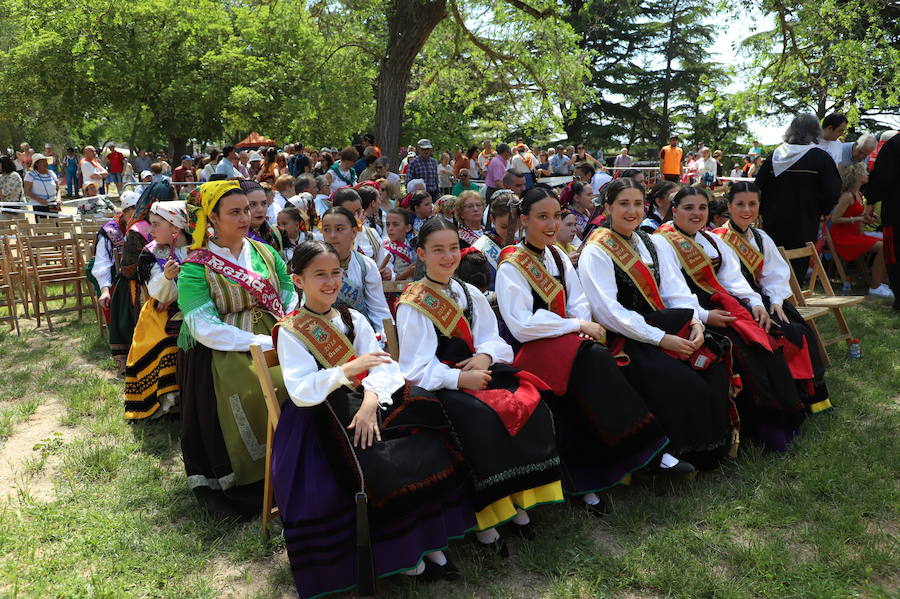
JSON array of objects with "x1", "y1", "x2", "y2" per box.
[
  {"x1": 374, "y1": 0, "x2": 448, "y2": 170},
  {"x1": 169, "y1": 136, "x2": 189, "y2": 161},
  {"x1": 658, "y1": 0, "x2": 680, "y2": 147}
]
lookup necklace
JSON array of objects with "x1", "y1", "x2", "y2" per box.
[
  {"x1": 523, "y1": 240, "x2": 544, "y2": 256},
  {"x1": 303, "y1": 304, "x2": 332, "y2": 317},
  {"x1": 426, "y1": 274, "x2": 459, "y2": 303}
]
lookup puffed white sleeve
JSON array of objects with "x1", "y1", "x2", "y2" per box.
[
  {"x1": 468, "y1": 282, "x2": 514, "y2": 364},
  {"x1": 710, "y1": 235, "x2": 764, "y2": 307},
  {"x1": 756, "y1": 231, "x2": 792, "y2": 306},
  {"x1": 277, "y1": 325, "x2": 351, "y2": 407},
  {"x1": 397, "y1": 302, "x2": 461, "y2": 391},
  {"x1": 351, "y1": 310, "x2": 404, "y2": 405},
  {"x1": 361, "y1": 254, "x2": 393, "y2": 334},
  {"x1": 495, "y1": 261, "x2": 581, "y2": 343},
  {"x1": 146, "y1": 262, "x2": 178, "y2": 304},
  {"x1": 91, "y1": 235, "x2": 114, "y2": 289},
  {"x1": 651, "y1": 236, "x2": 705, "y2": 322},
  {"x1": 560, "y1": 250, "x2": 593, "y2": 321},
  {"x1": 577, "y1": 243, "x2": 666, "y2": 345}
]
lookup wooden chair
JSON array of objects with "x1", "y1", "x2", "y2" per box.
[
  {"x1": 382, "y1": 318, "x2": 400, "y2": 361},
  {"x1": 21, "y1": 234, "x2": 98, "y2": 331},
  {"x1": 249, "y1": 343, "x2": 283, "y2": 537},
  {"x1": 381, "y1": 280, "x2": 409, "y2": 294},
  {"x1": 0, "y1": 238, "x2": 21, "y2": 335},
  {"x1": 779, "y1": 242, "x2": 865, "y2": 360},
  {"x1": 73, "y1": 231, "x2": 107, "y2": 337},
  {"x1": 0, "y1": 233, "x2": 31, "y2": 317}
]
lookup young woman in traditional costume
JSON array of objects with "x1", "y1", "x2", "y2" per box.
[
  {"x1": 177, "y1": 180, "x2": 298, "y2": 520},
  {"x1": 91, "y1": 190, "x2": 139, "y2": 325},
  {"x1": 578, "y1": 178, "x2": 736, "y2": 469},
  {"x1": 382, "y1": 208, "x2": 417, "y2": 280},
  {"x1": 320, "y1": 206, "x2": 393, "y2": 339},
  {"x1": 496, "y1": 186, "x2": 674, "y2": 510},
  {"x1": 331, "y1": 187, "x2": 393, "y2": 280},
  {"x1": 123, "y1": 200, "x2": 190, "y2": 420},
  {"x1": 241, "y1": 180, "x2": 285, "y2": 257},
  {"x1": 397, "y1": 217, "x2": 564, "y2": 554},
  {"x1": 272, "y1": 241, "x2": 475, "y2": 597},
  {"x1": 715, "y1": 181, "x2": 830, "y2": 413},
  {"x1": 107, "y1": 182, "x2": 177, "y2": 373},
  {"x1": 655, "y1": 186, "x2": 806, "y2": 452},
  {"x1": 639, "y1": 180, "x2": 678, "y2": 234}
]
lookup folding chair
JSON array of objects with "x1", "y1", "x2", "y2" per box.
[
  {"x1": 0, "y1": 232, "x2": 31, "y2": 317},
  {"x1": 0, "y1": 238, "x2": 21, "y2": 335},
  {"x1": 779, "y1": 242, "x2": 865, "y2": 360},
  {"x1": 382, "y1": 318, "x2": 400, "y2": 361},
  {"x1": 381, "y1": 280, "x2": 409, "y2": 294},
  {"x1": 249, "y1": 343, "x2": 283, "y2": 537},
  {"x1": 73, "y1": 231, "x2": 107, "y2": 337},
  {"x1": 21, "y1": 234, "x2": 98, "y2": 331}
]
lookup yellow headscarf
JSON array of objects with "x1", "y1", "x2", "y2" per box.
[{"x1": 188, "y1": 180, "x2": 241, "y2": 250}]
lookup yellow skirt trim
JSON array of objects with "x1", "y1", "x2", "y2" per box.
[
  {"x1": 809, "y1": 399, "x2": 833, "y2": 414},
  {"x1": 124, "y1": 300, "x2": 180, "y2": 420},
  {"x1": 474, "y1": 480, "x2": 564, "y2": 531}
]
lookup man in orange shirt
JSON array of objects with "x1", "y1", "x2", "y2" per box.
[{"x1": 659, "y1": 135, "x2": 683, "y2": 182}]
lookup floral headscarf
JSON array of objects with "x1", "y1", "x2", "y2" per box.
[
  {"x1": 127, "y1": 181, "x2": 176, "y2": 230},
  {"x1": 186, "y1": 180, "x2": 241, "y2": 250}
]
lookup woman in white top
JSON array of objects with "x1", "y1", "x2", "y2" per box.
[
  {"x1": 397, "y1": 217, "x2": 563, "y2": 555},
  {"x1": 496, "y1": 186, "x2": 675, "y2": 510},
  {"x1": 123, "y1": 200, "x2": 189, "y2": 420},
  {"x1": 272, "y1": 240, "x2": 474, "y2": 597},
  {"x1": 578, "y1": 178, "x2": 736, "y2": 469},
  {"x1": 654, "y1": 186, "x2": 806, "y2": 452},
  {"x1": 320, "y1": 205, "x2": 392, "y2": 337},
  {"x1": 714, "y1": 181, "x2": 830, "y2": 413},
  {"x1": 23, "y1": 153, "x2": 60, "y2": 217}
]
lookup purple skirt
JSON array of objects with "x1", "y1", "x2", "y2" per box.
[{"x1": 272, "y1": 401, "x2": 476, "y2": 599}]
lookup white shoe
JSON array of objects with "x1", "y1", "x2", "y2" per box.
[{"x1": 868, "y1": 284, "x2": 894, "y2": 298}]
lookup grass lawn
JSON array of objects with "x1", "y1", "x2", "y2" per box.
[{"x1": 0, "y1": 297, "x2": 897, "y2": 599}]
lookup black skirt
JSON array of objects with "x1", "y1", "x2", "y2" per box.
[{"x1": 178, "y1": 345, "x2": 262, "y2": 521}]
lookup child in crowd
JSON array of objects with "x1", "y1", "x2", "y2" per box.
[
  {"x1": 382, "y1": 208, "x2": 417, "y2": 280},
  {"x1": 555, "y1": 208, "x2": 580, "y2": 258},
  {"x1": 277, "y1": 206, "x2": 311, "y2": 264},
  {"x1": 407, "y1": 190, "x2": 434, "y2": 234}
]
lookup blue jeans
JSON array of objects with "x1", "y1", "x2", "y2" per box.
[
  {"x1": 66, "y1": 169, "x2": 79, "y2": 196},
  {"x1": 108, "y1": 172, "x2": 123, "y2": 185}
]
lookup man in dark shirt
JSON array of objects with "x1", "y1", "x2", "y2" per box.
[{"x1": 756, "y1": 113, "x2": 842, "y2": 276}]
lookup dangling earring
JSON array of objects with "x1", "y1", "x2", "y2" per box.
[{"x1": 207, "y1": 223, "x2": 216, "y2": 239}]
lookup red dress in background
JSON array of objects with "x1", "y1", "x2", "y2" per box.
[{"x1": 830, "y1": 192, "x2": 878, "y2": 261}]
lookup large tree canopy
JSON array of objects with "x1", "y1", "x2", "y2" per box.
[{"x1": 0, "y1": 0, "x2": 891, "y2": 157}]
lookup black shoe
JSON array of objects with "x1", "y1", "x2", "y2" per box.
[
  {"x1": 514, "y1": 521, "x2": 537, "y2": 540},
  {"x1": 473, "y1": 536, "x2": 509, "y2": 558},
  {"x1": 584, "y1": 496, "x2": 608, "y2": 518},
  {"x1": 442, "y1": 558, "x2": 462, "y2": 581},
  {"x1": 656, "y1": 459, "x2": 696, "y2": 477},
  {"x1": 415, "y1": 559, "x2": 445, "y2": 583}
]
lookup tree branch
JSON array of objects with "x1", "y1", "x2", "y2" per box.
[{"x1": 500, "y1": 0, "x2": 556, "y2": 19}]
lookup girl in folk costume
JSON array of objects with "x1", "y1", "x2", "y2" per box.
[
  {"x1": 241, "y1": 180, "x2": 284, "y2": 257},
  {"x1": 578, "y1": 178, "x2": 736, "y2": 469},
  {"x1": 177, "y1": 181, "x2": 298, "y2": 520},
  {"x1": 320, "y1": 206, "x2": 393, "y2": 338},
  {"x1": 471, "y1": 190, "x2": 519, "y2": 289},
  {"x1": 496, "y1": 186, "x2": 672, "y2": 513},
  {"x1": 107, "y1": 182, "x2": 177, "y2": 374},
  {"x1": 715, "y1": 182, "x2": 830, "y2": 413},
  {"x1": 356, "y1": 183, "x2": 387, "y2": 239},
  {"x1": 382, "y1": 208, "x2": 417, "y2": 280},
  {"x1": 397, "y1": 218, "x2": 564, "y2": 555},
  {"x1": 456, "y1": 190, "x2": 486, "y2": 247},
  {"x1": 325, "y1": 146, "x2": 359, "y2": 193},
  {"x1": 272, "y1": 241, "x2": 475, "y2": 598},
  {"x1": 406, "y1": 190, "x2": 434, "y2": 235},
  {"x1": 123, "y1": 201, "x2": 189, "y2": 420},
  {"x1": 276, "y1": 206, "x2": 312, "y2": 265},
  {"x1": 91, "y1": 190, "x2": 139, "y2": 324},
  {"x1": 331, "y1": 187, "x2": 393, "y2": 280},
  {"x1": 639, "y1": 180, "x2": 679, "y2": 234},
  {"x1": 656, "y1": 187, "x2": 806, "y2": 452}
]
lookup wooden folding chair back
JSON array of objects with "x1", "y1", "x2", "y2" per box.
[
  {"x1": 382, "y1": 318, "x2": 400, "y2": 361},
  {"x1": 249, "y1": 343, "x2": 283, "y2": 537},
  {"x1": 0, "y1": 233, "x2": 30, "y2": 317},
  {"x1": 381, "y1": 280, "x2": 409, "y2": 295},
  {"x1": 0, "y1": 238, "x2": 21, "y2": 335},
  {"x1": 21, "y1": 234, "x2": 98, "y2": 331},
  {"x1": 778, "y1": 242, "x2": 864, "y2": 356}
]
